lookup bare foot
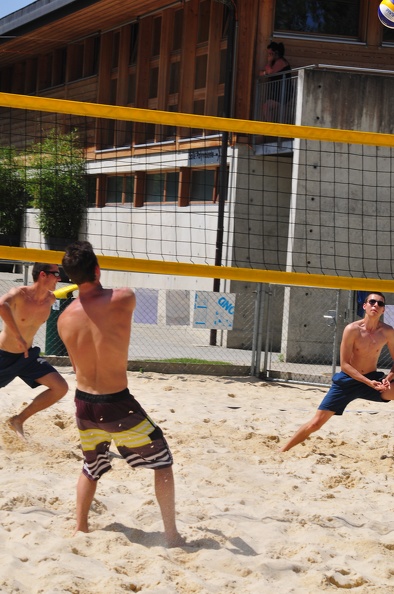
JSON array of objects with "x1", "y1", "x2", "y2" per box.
[
  {"x1": 73, "y1": 526, "x2": 89, "y2": 536},
  {"x1": 166, "y1": 532, "x2": 188, "y2": 548},
  {"x1": 7, "y1": 416, "x2": 27, "y2": 441}
]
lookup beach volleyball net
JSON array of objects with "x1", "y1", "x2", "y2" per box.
[{"x1": 0, "y1": 92, "x2": 394, "y2": 381}]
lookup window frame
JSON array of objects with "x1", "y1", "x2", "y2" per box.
[
  {"x1": 273, "y1": 0, "x2": 370, "y2": 42},
  {"x1": 93, "y1": 166, "x2": 221, "y2": 207}
]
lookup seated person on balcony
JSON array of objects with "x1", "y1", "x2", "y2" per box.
[{"x1": 259, "y1": 42, "x2": 291, "y2": 123}]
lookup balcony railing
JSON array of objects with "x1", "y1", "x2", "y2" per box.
[{"x1": 253, "y1": 69, "x2": 298, "y2": 154}]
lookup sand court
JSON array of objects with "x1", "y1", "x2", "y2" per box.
[{"x1": 1, "y1": 369, "x2": 394, "y2": 593}]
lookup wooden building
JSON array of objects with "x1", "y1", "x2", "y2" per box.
[{"x1": 0, "y1": 0, "x2": 392, "y2": 154}]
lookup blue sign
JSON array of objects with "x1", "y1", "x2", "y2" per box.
[{"x1": 193, "y1": 291, "x2": 236, "y2": 329}]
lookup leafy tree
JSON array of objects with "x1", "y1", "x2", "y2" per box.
[
  {"x1": 0, "y1": 147, "x2": 31, "y2": 239},
  {"x1": 27, "y1": 129, "x2": 87, "y2": 243}
]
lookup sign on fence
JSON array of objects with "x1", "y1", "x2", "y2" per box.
[{"x1": 193, "y1": 291, "x2": 236, "y2": 330}]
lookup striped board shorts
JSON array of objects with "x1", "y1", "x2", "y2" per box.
[{"x1": 75, "y1": 387, "x2": 173, "y2": 480}]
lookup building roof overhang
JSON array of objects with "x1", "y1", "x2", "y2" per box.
[{"x1": 0, "y1": 0, "x2": 176, "y2": 66}]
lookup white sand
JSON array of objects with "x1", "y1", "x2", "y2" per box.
[{"x1": 1, "y1": 369, "x2": 394, "y2": 593}]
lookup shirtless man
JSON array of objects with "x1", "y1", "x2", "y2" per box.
[
  {"x1": 58, "y1": 241, "x2": 183, "y2": 547},
  {"x1": 0, "y1": 263, "x2": 68, "y2": 439},
  {"x1": 280, "y1": 292, "x2": 394, "y2": 452}
]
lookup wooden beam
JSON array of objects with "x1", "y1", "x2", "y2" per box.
[
  {"x1": 178, "y1": 166, "x2": 191, "y2": 207},
  {"x1": 134, "y1": 170, "x2": 146, "y2": 207},
  {"x1": 205, "y1": 1, "x2": 223, "y2": 116},
  {"x1": 179, "y1": 0, "x2": 199, "y2": 115},
  {"x1": 96, "y1": 174, "x2": 107, "y2": 208},
  {"x1": 134, "y1": 17, "x2": 153, "y2": 143},
  {"x1": 234, "y1": 0, "x2": 259, "y2": 120}
]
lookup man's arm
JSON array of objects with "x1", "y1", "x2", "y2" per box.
[
  {"x1": 382, "y1": 326, "x2": 394, "y2": 385},
  {"x1": 0, "y1": 289, "x2": 29, "y2": 356}
]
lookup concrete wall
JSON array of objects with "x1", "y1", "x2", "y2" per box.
[
  {"x1": 24, "y1": 207, "x2": 219, "y2": 291},
  {"x1": 290, "y1": 69, "x2": 394, "y2": 278},
  {"x1": 228, "y1": 143, "x2": 293, "y2": 351},
  {"x1": 282, "y1": 68, "x2": 394, "y2": 362}
]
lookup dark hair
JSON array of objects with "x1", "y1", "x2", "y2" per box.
[
  {"x1": 62, "y1": 240, "x2": 98, "y2": 285},
  {"x1": 364, "y1": 292, "x2": 385, "y2": 303},
  {"x1": 32, "y1": 262, "x2": 53, "y2": 282},
  {"x1": 267, "y1": 41, "x2": 285, "y2": 58}
]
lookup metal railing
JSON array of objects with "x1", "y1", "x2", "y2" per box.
[
  {"x1": 252, "y1": 69, "x2": 298, "y2": 154},
  {"x1": 254, "y1": 70, "x2": 297, "y2": 123}
]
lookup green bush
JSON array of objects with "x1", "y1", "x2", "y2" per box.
[
  {"x1": 0, "y1": 147, "x2": 31, "y2": 238},
  {"x1": 27, "y1": 130, "x2": 87, "y2": 242}
]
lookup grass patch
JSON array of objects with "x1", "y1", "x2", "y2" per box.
[{"x1": 151, "y1": 358, "x2": 232, "y2": 365}]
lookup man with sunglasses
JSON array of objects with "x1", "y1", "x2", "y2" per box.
[
  {"x1": 1, "y1": 263, "x2": 68, "y2": 439},
  {"x1": 280, "y1": 292, "x2": 394, "y2": 452}
]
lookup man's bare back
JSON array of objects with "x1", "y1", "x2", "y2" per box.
[
  {"x1": 59, "y1": 241, "x2": 184, "y2": 546},
  {"x1": 58, "y1": 284, "x2": 135, "y2": 394}
]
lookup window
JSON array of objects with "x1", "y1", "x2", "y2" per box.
[
  {"x1": 12, "y1": 62, "x2": 26, "y2": 93},
  {"x1": 67, "y1": 43, "x2": 84, "y2": 81},
  {"x1": 173, "y1": 9, "x2": 183, "y2": 50},
  {"x1": 38, "y1": 53, "x2": 53, "y2": 90},
  {"x1": 53, "y1": 48, "x2": 67, "y2": 86},
  {"x1": 85, "y1": 36, "x2": 100, "y2": 77},
  {"x1": 146, "y1": 172, "x2": 179, "y2": 202},
  {"x1": 68, "y1": 36, "x2": 100, "y2": 83},
  {"x1": 152, "y1": 17, "x2": 162, "y2": 56},
  {"x1": 382, "y1": 25, "x2": 394, "y2": 43},
  {"x1": 197, "y1": 0, "x2": 211, "y2": 43},
  {"x1": 87, "y1": 176, "x2": 97, "y2": 205},
  {"x1": 99, "y1": 168, "x2": 221, "y2": 207},
  {"x1": 274, "y1": 0, "x2": 361, "y2": 37},
  {"x1": 190, "y1": 169, "x2": 216, "y2": 201},
  {"x1": 149, "y1": 67, "x2": 159, "y2": 99},
  {"x1": 25, "y1": 59, "x2": 37, "y2": 93},
  {"x1": 195, "y1": 54, "x2": 207, "y2": 89},
  {"x1": 112, "y1": 32, "x2": 120, "y2": 70},
  {"x1": 166, "y1": 172, "x2": 179, "y2": 201},
  {"x1": 129, "y1": 22, "x2": 139, "y2": 65},
  {"x1": 146, "y1": 173, "x2": 165, "y2": 202},
  {"x1": 0, "y1": 67, "x2": 12, "y2": 92},
  {"x1": 106, "y1": 176, "x2": 134, "y2": 204}
]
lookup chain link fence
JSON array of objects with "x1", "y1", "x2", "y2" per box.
[
  {"x1": 1, "y1": 264, "x2": 392, "y2": 383},
  {"x1": 0, "y1": 265, "x2": 255, "y2": 376}
]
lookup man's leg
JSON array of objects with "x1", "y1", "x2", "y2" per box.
[
  {"x1": 74, "y1": 473, "x2": 97, "y2": 534},
  {"x1": 280, "y1": 409, "x2": 335, "y2": 452},
  {"x1": 154, "y1": 466, "x2": 184, "y2": 547},
  {"x1": 8, "y1": 371, "x2": 68, "y2": 438},
  {"x1": 381, "y1": 390, "x2": 394, "y2": 402}
]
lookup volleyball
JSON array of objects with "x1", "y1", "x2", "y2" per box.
[{"x1": 378, "y1": 0, "x2": 394, "y2": 28}]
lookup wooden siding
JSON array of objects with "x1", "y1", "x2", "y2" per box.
[
  {"x1": 0, "y1": 0, "x2": 173, "y2": 64},
  {"x1": 0, "y1": 0, "x2": 392, "y2": 151}
]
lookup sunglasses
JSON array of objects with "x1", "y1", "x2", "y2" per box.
[
  {"x1": 44, "y1": 270, "x2": 61, "y2": 278},
  {"x1": 367, "y1": 299, "x2": 385, "y2": 308}
]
